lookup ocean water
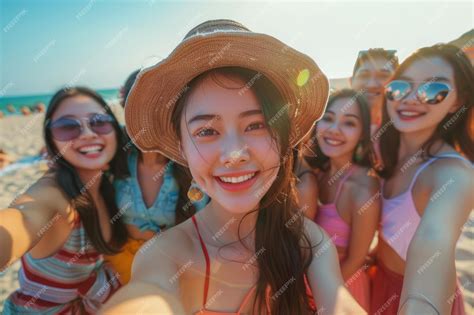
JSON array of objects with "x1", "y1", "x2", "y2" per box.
[{"x1": 0, "y1": 88, "x2": 120, "y2": 114}]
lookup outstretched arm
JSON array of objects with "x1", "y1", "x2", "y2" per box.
[
  {"x1": 398, "y1": 161, "x2": 473, "y2": 314},
  {"x1": 100, "y1": 281, "x2": 185, "y2": 314},
  {"x1": 305, "y1": 219, "x2": 367, "y2": 314},
  {"x1": 100, "y1": 229, "x2": 186, "y2": 314},
  {"x1": 0, "y1": 180, "x2": 68, "y2": 271},
  {"x1": 340, "y1": 176, "x2": 380, "y2": 281}
]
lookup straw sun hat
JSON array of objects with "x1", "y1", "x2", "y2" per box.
[{"x1": 125, "y1": 19, "x2": 329, "y2": 166}]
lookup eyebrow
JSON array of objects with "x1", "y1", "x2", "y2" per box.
[
  {"x1": 398, "y1": 75, "x2": 450, "y2": 82},
  {"x1": 56, "y1": 112, "x2": 104, "y2": 120},
  {"x1": 57, "y1": 114, "x2": 75, "y2": 118},
  {"x1": 187, "y1": 109, "x2": 263, "y2": 125},
  {"x1": 326, "y1": 110, "x2": 361, "y2": 120},
  {"x1": 187, "y1": 114, "x2": 216, "y2": 125},
  {"x1": 345, "y1": 114, "x2": 361, "y2": 120},
  {"x1": 356, "y1": 68, "x2": 391, "y2": 74},
  {"x1": 239, "y1": 109, "x2": 263, "y2": 118}
]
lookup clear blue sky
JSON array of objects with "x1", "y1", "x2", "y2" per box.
[{"x1": 1, "y1": 0, "x2": 472, "y2": 96}]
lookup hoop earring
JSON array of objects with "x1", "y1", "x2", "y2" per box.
[{"x1": 187, "y1": 180, "x2": 205, "y2": 202}]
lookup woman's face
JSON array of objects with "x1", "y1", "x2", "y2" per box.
[
  {"x1": 352, "y1": 56, "x2": 394, "y2": 109},
  {"x1": 386, "y1": 56, "x2": 459, "y2": 134},
  {"x1": 180, "y1": 74, "x2": 280, "y2": 214},
  {"x1": 50, "y1": 95, "x2": 117, "y2": 172},
  {"x1": 316, "y1": 97, "x2": 363, "y2": 160}
]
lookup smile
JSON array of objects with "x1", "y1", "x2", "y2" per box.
[
  {"x1": 215, "y1": 171, "x2": 260, "y2": 192},
  {"x1": 77, "y1": 144, "x2": 104, "y2": 156},
  {"x1": 219, "y1": 172, "x2": 256, "y2": 183},
  {"x1": 397, "y1": 110, "x2": 426, "y2": 121},
  {"x1": 323, "y1": 137, "x2": 345, "y2": 146}
]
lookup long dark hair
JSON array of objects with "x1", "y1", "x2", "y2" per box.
[
  {"x1": 120, "y1": 70, "x2": 199, "y2": 223},
  {"x1": 172, "y1": 163, "x2": 200, "y2": 224},
  {"x1": 43, "y1": 87, "x2": 128, "y2": 254},
  {"x1": 120, "y1": 69, "x2": 140, "y2": 108},
  {"x1": 171, "y1": 67, "x2": 315, "y2": 314},
  {"x1": 305, "y1": 88, "x2": 374, "y2": 171},
  {"x1": 379, "y1": 44, "x2": 474, "y2": 179}
]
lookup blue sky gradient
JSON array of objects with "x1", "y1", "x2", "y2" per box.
[{"x1": 1, "y1": 0, "x2": 472, "y2": 96}]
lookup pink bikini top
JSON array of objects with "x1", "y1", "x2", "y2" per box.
[
  {"x1": 381, "y1": 153, "x2": 471, "y2": 261},
  {"x1": 314, "y1": 166, "x2": 356, "y2": 248}
]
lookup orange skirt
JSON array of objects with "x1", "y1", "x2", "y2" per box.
[
  {"x1": 104, "y1": 238, "x2": 146, "y2": 285},
  {"x1": 369, "y1": 260, "x2": 466, "y2": 315}
]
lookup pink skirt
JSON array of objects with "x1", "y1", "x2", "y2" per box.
[
  {"x1": 345, "y1": 265, "x2": 371, "y2": 312},
  {"x1": 369, "y1": 260, "x2": 466, "y2": 315}
]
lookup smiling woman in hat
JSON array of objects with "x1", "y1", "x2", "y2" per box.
[{"x1": 101, "y1": 19, "x2": 366, "y2": 314}]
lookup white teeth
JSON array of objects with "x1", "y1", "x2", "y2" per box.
[
  {"x1": 79, "y1": 145, "x2": 103, "y2": 153},
  {"x1": 219, "y1": 173, "x2": 256, "y2": 183},
  {"x1": 325, "y1": 138, "x2": 344, "y2": 146},
  {"x1": 400, "y1": 111, "x2": 423, "y2": 117}
]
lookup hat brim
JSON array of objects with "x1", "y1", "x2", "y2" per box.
[{"x1": 125, "y1": 31, "x2": 329, "y2": 166}]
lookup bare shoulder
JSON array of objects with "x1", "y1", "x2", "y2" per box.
[
  {"x1": 346, "y1": 167, "x2": 380, "y2": 202},
  {"x1": 413, "y1": 153, "x2": 472, "y2": 239},
  {"x1": 348, "y1": 166, "x2": 379, "y2": 190},
  {"x1": 427, "y1": 154, "x2": 472, "y2": 178},
  {"x1": 302, "y1": 217, "x2": 339, "y2": 268},
  {"x1": 132, "y1": 218, "x2": 197, "y2": 287},
  {"x1": 135, "y1": 219, "x2": 195, "y2": 262},
  {"x1": 433, "y1": 155, "x2": 471, "y2": 197},
  {"x1": 296, "y1": 168, "x2": 318, "y2": 190},
  {"x1": 10, "y1": 171, "x2": 71, "y2": 217},
  {"x1": 302, "y1": 216, "x2": 327, "y2": 248},
  {"x1": 26, "y1": 171, "x2": 64, "y2": 198},
  {"x1": 416, "y1": 153, "x2": 472, "y2": 194},
  {"x1": 296, "y1": 160, "x2": 318, "y2": 182}
]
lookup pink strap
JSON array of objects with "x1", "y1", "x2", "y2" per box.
[
  {"x1": 333, "y1": 165, "x2": 356, "y2": 201},
  {"x1": 408, "y1": 153, "x2": 471, "y2": 191},
  {"x1": 192, "y1": 215, "x2": 211, "y2": 308}
]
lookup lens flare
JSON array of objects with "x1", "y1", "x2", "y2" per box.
[{"x1": 297, "y1": 69, "x2": 310, "y2": 87}]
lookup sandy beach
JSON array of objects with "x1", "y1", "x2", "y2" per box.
[{"x1": 0, "y1": 111, "x2": 472, "y2": 313}]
